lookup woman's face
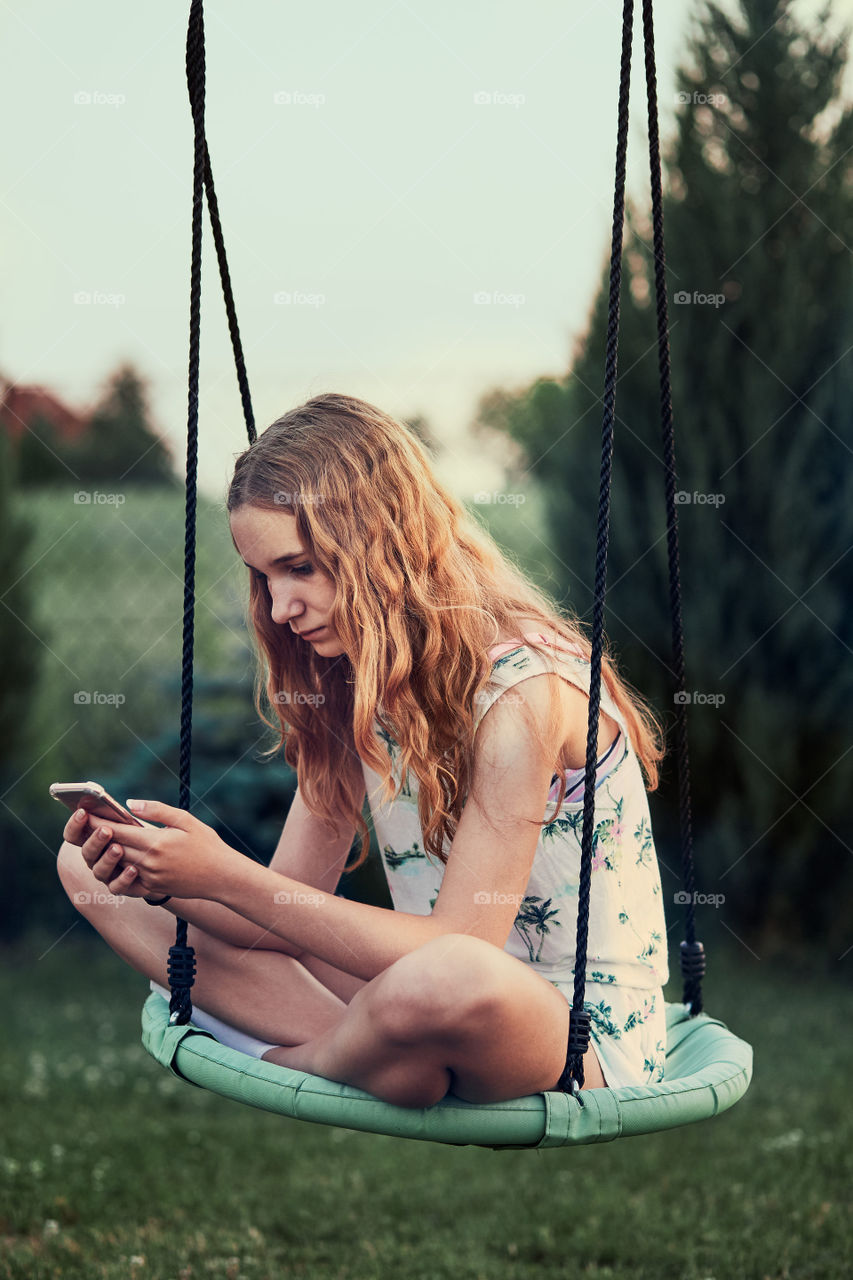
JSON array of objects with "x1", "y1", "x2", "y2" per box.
[{"x1": 230, "y1": 504, "x2": 346, "y2": 656}]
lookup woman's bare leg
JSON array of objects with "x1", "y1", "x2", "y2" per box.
[
  {"x1": 57, "y1": 841, "x2": 352, "y2": 1045},
  {"x1": 59, "y1": 850, "x2": 604, "y2": 1107},
  {"x1": 261, "y1": 934, "x2": 607, "y2": 1107},
  {"x1": 296, "y1": 953, "x2": 370, "y2": 1004}
]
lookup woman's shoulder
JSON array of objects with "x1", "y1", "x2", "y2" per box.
[
  {"x1": 483, "y1": 619, "x2": 625, "y2": 749},
  {"x1": 492, "y1": 616, "x2": 556, "y2": 647},
  {"x1": 488, "y1": 618, "x2": 586, "y2": 664},
  {"x1": 479, "y1": 619, "x2": 582, "y2": 720}
]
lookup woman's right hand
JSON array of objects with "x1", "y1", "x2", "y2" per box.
[{"x1": 61, "y1": 808, "x2": 145, "y2": 897}]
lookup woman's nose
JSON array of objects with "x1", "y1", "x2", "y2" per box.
[{"x1": 269, "y1": 586, "x2": 301, "y2": 627}]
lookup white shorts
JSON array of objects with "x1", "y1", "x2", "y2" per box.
[{"x1": 150, "y1": 980, "x2": 279, "y2": 1060}]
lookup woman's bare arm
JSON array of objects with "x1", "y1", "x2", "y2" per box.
[{"x1": 159, "y1": 779, "x2": 366, "y2": 957}]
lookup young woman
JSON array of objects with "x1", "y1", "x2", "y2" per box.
[{"x1": 57, "y1": 393, "x2": 669, "y2": 1108}]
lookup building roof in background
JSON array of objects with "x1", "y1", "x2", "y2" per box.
[{"x1": 0, "y1": 381, "x2": 90, "y2": 442}]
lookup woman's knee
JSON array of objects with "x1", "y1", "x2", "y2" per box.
[
  {"x1": 369, "y1": 934, "x2": 505, "y2": 1044},
  {"x1": 57, "y1": 840, "x2": 119, "y2": 912},
  {"x1": 58, "y1": 840, "x2": 94, "y2": 900},
  {"x1": 57, "y1": 838, "x2": 80, "y2": 882}
]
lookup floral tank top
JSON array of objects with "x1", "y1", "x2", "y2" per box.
[{"x1": 360, "y1": 631, "x2": 669, "y2": 1088}]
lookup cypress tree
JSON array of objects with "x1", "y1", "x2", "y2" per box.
[{"x1": 72, "y1": 363, "x2": 177, "y2": 487}]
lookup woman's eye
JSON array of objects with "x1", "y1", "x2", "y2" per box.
[{"x1": 291, "y1": 564, "x2": 313, "y2": 576}]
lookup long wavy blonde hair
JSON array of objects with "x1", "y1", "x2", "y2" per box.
[{"x1": 226, "y1": 393, "x2": 666, "y2": 871}]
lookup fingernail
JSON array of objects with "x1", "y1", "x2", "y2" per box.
[
  {"x1": 100, "y1": 827, "x2": 111, "y2": 838},
  {"x1": 74, "y1": 809, "x2": 86, "y2": 822},
  {"x1": 126, "y1": 800, "x2": 144, "y2": 812}
]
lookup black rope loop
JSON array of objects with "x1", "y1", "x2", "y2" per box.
[
  {"x1": 166, "y1": 0, "x2": 258, "y2": 1026},
  {"x1": 679, "y1": 939, "x2": 706, "y2": 977},
  {"x1": 558, "y1": 1009, "x2": 592, "y2": 1097},
  {"x1": 679, "y1": 940, "x2": 706, "y2": 1012},
  {"x1": 561, "y1": 0, "x2": 705, "y2": 1092},
  {"x1": 167, "y1": 944, "x2": 197, "y2": 1025},
  {"x1": 561, "y1": 0, "x2": 634, "y2": 1098},
  {"x1": 641, "y1": 0, "x2": 703, "y2": 1015},
  {"x1": 165, "y1": 0, "x2": 206, "y2": 1027}
]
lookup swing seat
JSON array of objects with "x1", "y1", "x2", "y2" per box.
[{"x1": 141, "y1": 992, "x2": 752, "y2": 1150}]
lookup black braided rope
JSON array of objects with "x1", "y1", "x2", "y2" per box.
[
  {"x1": 558, "y1": 0, "x2": 635, "y2": 1099},
  {"x1": 203, "y1": 141, "x2": 256, "y2": 445},
  {"x1": 167, "y1": 0, "x2": 256, "y2": 1025},
  {"x1": 642, "y1": 0, "x2": 704, "y2": 1015},
  {"x1": 560, "y1": 0, "x2": 704, "y2": 1093},
  {"x1": 166, "y1": 0, "x2": 206, "y2": 1027}
]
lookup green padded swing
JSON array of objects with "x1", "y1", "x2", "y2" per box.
[{"x1": 141, "y1": 0, "x2": 753, "y2": 1149}]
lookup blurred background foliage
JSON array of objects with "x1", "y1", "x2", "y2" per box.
[
  {"x1": 1, "y1": 0, "x2": 851, "y2": 972},
  {"x1": 472, "y1": 0, "x2": 853, "y2": 962}
]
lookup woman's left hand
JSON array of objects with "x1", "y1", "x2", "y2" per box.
[{"x1": 104, "y1": 800, "x2": 237, "y2": 902}]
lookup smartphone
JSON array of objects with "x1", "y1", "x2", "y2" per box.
[{"x1": 49, "y1": 781, "x2": 146, "y2": 828}]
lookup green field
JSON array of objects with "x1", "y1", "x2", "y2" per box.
[
  {"x1": 2, "y1": 929, "x2": 850, "y2": 1280},
  {"x1": 19, "y1": 487, "x2": 252, "y2": 760}
]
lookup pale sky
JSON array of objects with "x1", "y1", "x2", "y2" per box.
[{"x1": 3, "y1": 0, "x2": 850, "y2": 497}]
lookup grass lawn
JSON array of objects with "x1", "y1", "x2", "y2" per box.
[{"x1": 1, "y1": 927, "x2": 850, "y2": 1280}]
